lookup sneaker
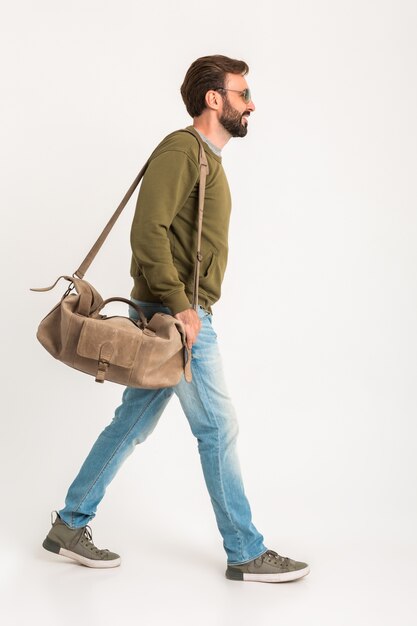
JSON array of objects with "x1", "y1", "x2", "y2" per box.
[
  {"x1": 42, "y1": 511, "x2": 121, "y2": 568},
  {"x1": 226, "y1": 549, "x2": 310, "y2": 583}
]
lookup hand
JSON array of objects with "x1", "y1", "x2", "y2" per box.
[{"x1": 174, "y1": 307, "x2": 201, "y2": 349}]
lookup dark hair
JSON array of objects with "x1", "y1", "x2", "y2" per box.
[{"x1": 180, "y1": 54, "x2": 249, "y2": 118}]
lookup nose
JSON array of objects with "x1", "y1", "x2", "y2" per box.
[{"x1": 247, "y1": 98, "x2": 255, "y2": 112}]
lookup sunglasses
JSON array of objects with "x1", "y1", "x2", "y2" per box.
[{"x1": 213, "y1": 87, "x2": 252, "y2": 104}]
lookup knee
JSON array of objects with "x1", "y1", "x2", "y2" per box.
[
  {"x1": 101, "y1": 386, "x2": 172, "y2": 443},
  {"x1": 226, "y1": 416, "x2": 239, "y2": 446},
  {"x1": 196, "y1": 413, "x2": 239, "y2": 450}
]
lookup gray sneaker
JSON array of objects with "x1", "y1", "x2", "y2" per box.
[
  {"x1": 42, "y1": 511, "x2": 121, "y2": 568},
  {"x1": 226, "y1": 549, "x2": 310, "y2": 582}
]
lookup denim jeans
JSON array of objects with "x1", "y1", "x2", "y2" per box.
[{"x1": 58, "y1": 299, "x2": 266, "y2": 564}]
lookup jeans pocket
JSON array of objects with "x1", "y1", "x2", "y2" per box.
[{"x1": 198, "y1": 305, "x2": 211, "y2": 319}]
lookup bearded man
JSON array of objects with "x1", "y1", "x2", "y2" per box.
[{"x1": 42, "y1": 54, "x2": 310, "y2": 584}]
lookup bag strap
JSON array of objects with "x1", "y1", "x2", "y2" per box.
[
  {"x1": 73, "y1": 160, "x2": 150, "y2": 280},
  {"x1": 73, "y1": 126, "x2": 209, "y2": 311},
  {"x1": 182, "y1": 127, "x2": 209, "y2": 309}
]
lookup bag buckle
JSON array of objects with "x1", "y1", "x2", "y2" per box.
[
  {"x1": 96, "y1": 358, "x2": 110, "y2": 383},
  {"x1": 95, "y1": 343, "x2": 114, "y2": 383}
]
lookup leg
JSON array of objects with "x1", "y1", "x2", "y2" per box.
[
  {"x1": 59, "y1": 299, "x2": 177, "y2": 528},
  {"x1": 174, "y1": 307, "x2": 267, "y2": 564},
  {"x1": 58, "y1": 385, "x2": 174, "y2": 528}
]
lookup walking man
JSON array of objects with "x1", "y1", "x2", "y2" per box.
[{"x1": 43, "y1": 54, "x2": 310, "y2": 583}]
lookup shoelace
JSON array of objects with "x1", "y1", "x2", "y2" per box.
[
  {"x1": 255, "y1": 549, "x2": 290, "y2": 567},
  {"x1": 81, "y1": 525, "x2": 110, "y2": 555}
]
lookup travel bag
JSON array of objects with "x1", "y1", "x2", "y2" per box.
[{"x1": 31, "y1": 127, "x2": 209, "y2": 388}]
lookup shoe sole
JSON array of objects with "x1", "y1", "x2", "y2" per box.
[
  {"x1": 43, "y1": 537, "x2": 121, "y2": 569},
  {"x1": 226, "y1": 565, "x2": 310, "y2": 582}
]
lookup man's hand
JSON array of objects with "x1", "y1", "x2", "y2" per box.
[{"x1": 174, "y1": 307, "x2": 201, "y2": 349}]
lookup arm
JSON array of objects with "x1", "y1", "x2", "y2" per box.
[{"x1": 130, "y1": 149, "x2": 199, "y2": 315}]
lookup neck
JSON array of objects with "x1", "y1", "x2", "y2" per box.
[{"x1": 192, "y1": 119, "x2": 231, "y2": 150}]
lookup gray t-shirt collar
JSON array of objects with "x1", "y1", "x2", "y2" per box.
[{"x1": 194, "y1": 128, "x2": 222, "y2": 157}]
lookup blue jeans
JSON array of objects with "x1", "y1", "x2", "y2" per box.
[{"x1": 58, "y1": 299, "x2": 266, "y2": 564}]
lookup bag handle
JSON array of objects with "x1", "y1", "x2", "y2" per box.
[
  {"x1": 73, "y1": 127, "x2": 209, "y2": 312},
  {"x1": 97, "y1": 297, "x2": 148, "y2": 327}
]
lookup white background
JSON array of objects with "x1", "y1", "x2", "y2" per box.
[{"x1": 1, "y1": 1, "x2": 416, "y2": 624}]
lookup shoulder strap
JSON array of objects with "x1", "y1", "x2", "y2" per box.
[
  {"x1": 36, "y1": 127, "x2": 209, "y2": 313},
  {"x1": 178, "y1": 127, "x2": 209, "y2": 309},
  {"x1": 74, "y1": 160, "x2": 150, "y2": 279}
]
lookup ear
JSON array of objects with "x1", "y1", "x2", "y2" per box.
[{"x1": 205, "y1": 89, "x2": 222, "y2": 110}]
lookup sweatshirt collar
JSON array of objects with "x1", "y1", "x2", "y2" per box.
[{"x1": 186, "y1": 126, "x2": 222, "y2": 161}]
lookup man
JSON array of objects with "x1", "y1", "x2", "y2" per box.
[{"x1": 43, "y1": 55, "x2": 310, "y2": 583}]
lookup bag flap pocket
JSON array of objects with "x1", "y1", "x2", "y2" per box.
[{"x1": 77, "y1": 318, "x2": 142, "y2": 368}]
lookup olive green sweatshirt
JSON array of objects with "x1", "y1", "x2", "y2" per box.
[{"x1": 130, "y1": 125, "x2": 232, "y2": 315}]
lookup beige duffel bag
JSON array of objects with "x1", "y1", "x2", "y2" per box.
[{"x1": 31, "y1": 127, "x2": 209, "y2": 388}]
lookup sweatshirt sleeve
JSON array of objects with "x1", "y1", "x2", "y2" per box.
[{"x1": 130, "y1": 148, "x2": 199, "y2": 315}]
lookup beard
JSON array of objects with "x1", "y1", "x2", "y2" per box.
[{"x1": 219, "y1": 96, "x2": 249, "y2": 138}]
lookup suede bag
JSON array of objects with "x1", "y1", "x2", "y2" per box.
[{"x1": 31, "y1": 128, "x2": 209, "y2": 388}]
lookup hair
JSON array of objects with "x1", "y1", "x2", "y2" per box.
[{"x1": 180, "y1": 54, "x2": 249, "y2": 118}]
